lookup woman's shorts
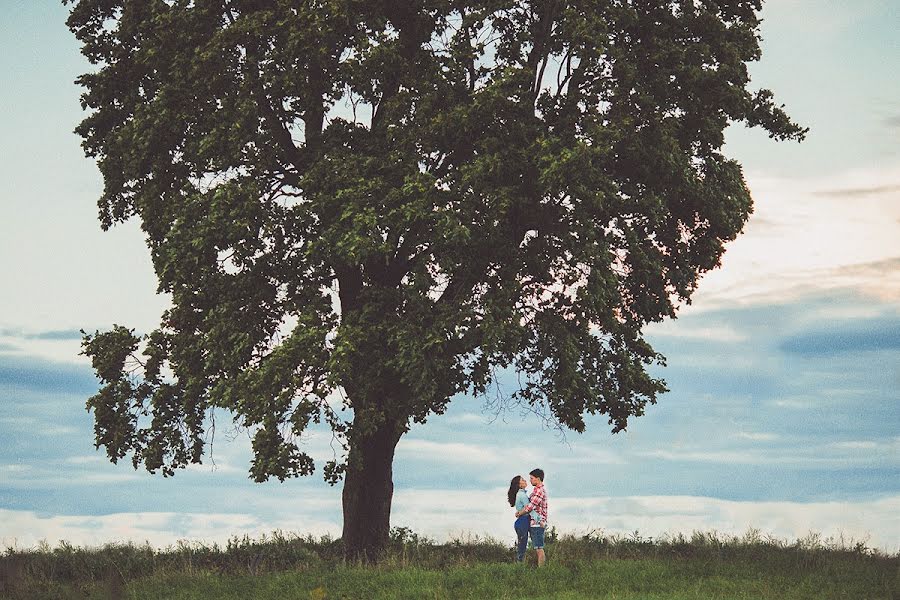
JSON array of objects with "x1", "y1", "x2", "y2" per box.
[{"x1": 529, "y1": 526, "x2": 545, "y2": 549}]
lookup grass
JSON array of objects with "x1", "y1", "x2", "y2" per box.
[{"x1": 2, "y1": 528, "x2": 897, "y2": 599}]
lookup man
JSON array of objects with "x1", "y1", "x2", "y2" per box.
[{"x1": 515, "y1": 468, "x2": 548, "y2": 566}]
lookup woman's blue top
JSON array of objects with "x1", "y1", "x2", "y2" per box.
[{"x1": 515, "y1": 489, "x2": 542, "y2": 524}]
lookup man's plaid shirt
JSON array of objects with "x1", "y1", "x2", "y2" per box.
[{"x1": 524, "y1": 483, "x2": 548, "y2": 528}]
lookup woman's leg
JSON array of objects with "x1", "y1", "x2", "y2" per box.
[{"x1": 514, "y1": 516, "x2": 529, "y2": 562}]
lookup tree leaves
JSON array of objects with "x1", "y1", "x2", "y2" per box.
[{"x1": 69, "y1": 0, "x2": 805, "y2": 482}]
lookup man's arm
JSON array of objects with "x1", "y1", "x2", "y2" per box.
[{"x1": 517, "y1": 486, "x2": 546, "y2": 518}]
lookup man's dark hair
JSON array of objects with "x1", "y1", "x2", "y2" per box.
[{"x1": 530, "y1": 468, "x2": 544, "y2": 482}]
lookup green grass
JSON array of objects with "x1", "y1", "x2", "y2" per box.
[{"x1": 3, "y1": 528, "x2": 897, "y2": 599}]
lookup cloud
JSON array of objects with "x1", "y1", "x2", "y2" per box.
[
  {"x1": 0, "y1": 464, "x2": 30, "y2": 474},
  {"x1": 4, "y1": 492, "x2": 897, "y2": 558},
  {"x1": 63, "y1": 455, "x2": 107, "y2": 464},
  {"x1": 397, "y1": 438, "x2": 519, "y2": 466},
  {"x1": 639, "y1": 449, "x2": 777, "y2": 465},
  {"x1": 0, "y1": 509, "x2": 341, "y2": 551},
  {"x1": 685, "y1": 164, "x2": 900, "y2": 309},
  {"x1": 0, "y1": 354, "x2": 97, "y2": 394},
  {"x1": 637, "y1": 448, "x2": 844, "y2": 467},
  {"x1": 643, "y1": 322, "x2": 747, "y2": 342},
  {"x1": 26, "y1": 329, "x2": 85, "y2": 341},
  {"x1": 553, "y1": 445, "x2": 627, "y2": 466},
  {"x1": 829, "y1": 258, "x2": 900, "y2": 302},
  {"x1": 443, "y1": 412, "x2": 489, "y2": 425},
  {"x1": 7, "y1": 492, "x2": 895, "y2": 553},
  {"x1": 830, "y1": 438, "x2": 899, "y2": 453},
  {"x1": 831, "y1": 441, "x2": 879, "y2": 450},
  {"x1": 547, "y1": 494, "x2": 900, "y2": 553},
  {"x1": 779, "y1": 317, "x2": 900, "y2": 356},
  {"x1": 0, "y1": 325, "x2": 113, "y2": 366},
  {"x1": 0, "y1": 328, "x2": 85, "y2": 341},
  {"x1": 690, "y1": 259, "x2": 900, "y2": 311},
  {"x1": 0, "y1": 462, "x2": 143, "y2": 489},
  {"x1": 0, "y1": 416, "x2": 79, "y2": 436},
  {"x1": 813, "y1": 184, "x2": 900, "y2": 198},
  {"x1": 758, "y1": 0, "x2": 882, "y2": 37},
  {"x1": 737, "y1": 431, "x2": 779, "y2": 442}
]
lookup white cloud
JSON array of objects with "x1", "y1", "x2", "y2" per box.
[
  {"x1": 684, "y1": 163, "x2": 900, "y2": 311},
  {"x1": 397, "y1": 438, "x2": 505, "y2": 465},
  {"x1": 183, "y1": 461, "x2": 243, "y2": 475},
  {"x1": 636, "y1": 445, "x2": 894, "y2": 468},
  {"x1": 643, "y1": 322, "x2": 747, "y2": 342},
  {"x1": 549, "y1": 494, "x2": 900, "y2": 554},
  {"x1": 9, "y1": 492, "x2": 891, "y2": 553},
  {"x1": 832, "y1": 441, "x2": 879, "y2": 450},
  {"x1": 0, "y1": 464, "x2": 30, "y2": 473},
  {"x1": 772, "y1": 397, "x2": 818, "y2": 409},
  {"x1": 0, "y1": 333, "x2": 87, "y2": 366},
  {"x1": 640, "y1": 449, "x2": 776, "y2": 464},
  {"x1": 736, "y1": 431, "x2": 779, "y2": 442},
  {"x1": 79, "y1": 472, "x2": 144, "y2": 483},
  {"x1": 0, "y1": 510, "x2": 341, "y2": 551},
  {"x1": 462, "y1": 491, "x2": 900, "y2": 553},
  {"x1": 830, "y1": 439, "x2": 899, "y2": 454},
  {"x1": 443, "y1": 412, "x2": 488, "y2": 425},
  {"x1": 553, "y1": 444, "x2": 627, "y2": 466},
  {"x1": 0, "y1": 415, "x2": 79, "y2": 436},
  {"x1": 760, "y1": 0, "x2": 883, "y2": 36},
  {"x1": 63, "y1": 455, "x2": 106, "y2": 464},
  {"x1": 769, "y1": 391, "x2": 878, "y2": 411},
  {"x1": 396, "y1": 437, "x2": 625, "y2": 470},
  {"x1": 0, "y1": 461, "x2": 146, "y2": 489}
]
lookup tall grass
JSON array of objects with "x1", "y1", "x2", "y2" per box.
[{"x1": 1, "y1": 527, "x2": 897, "y2": 599}]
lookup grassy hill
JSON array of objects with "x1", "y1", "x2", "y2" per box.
[{"x1": 2, "y1": 528, "x2": 896, "y2": 599}]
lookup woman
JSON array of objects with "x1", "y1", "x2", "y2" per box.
[{"x1": 508, "y1": 475, "x2": 532, "y2": 562}]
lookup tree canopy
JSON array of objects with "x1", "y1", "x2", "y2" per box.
[{"x1": 68, "y1": 0, "x2": 804, "y2": 557}]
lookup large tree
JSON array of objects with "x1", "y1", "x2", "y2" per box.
[{"x1": 67, "y1": 0, "x2": 804, "y2": 559}]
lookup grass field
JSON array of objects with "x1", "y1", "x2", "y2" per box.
[{"x1": 2, "y1": 528, "x2": 896, "y2": 599}]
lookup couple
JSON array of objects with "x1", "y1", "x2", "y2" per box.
[{"x1": 507, "y1": 468, "x2": 548, "y2": 566}]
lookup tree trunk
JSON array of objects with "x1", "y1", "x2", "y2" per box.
[{"x1": 341, "y1": 423, "x2": 402, "y2": 561}]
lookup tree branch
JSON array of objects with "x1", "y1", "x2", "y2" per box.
[
  {"x1": 528, "y1": 0, "x2": 559, "y2": 102},
  {"x1": 372, "y1": 4, "x2": 427, "y2": 132},
  {"x1": 335, "y1": 263, "x2": 364, "y2": 314},
  {"x1": 243, "y1": 48, "x2": 312, "y2": 187}
]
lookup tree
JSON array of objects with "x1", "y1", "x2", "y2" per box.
[{"x1": 67, "y1": 0, "x2": 805, "y2": 559}]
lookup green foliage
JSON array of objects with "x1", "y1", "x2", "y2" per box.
[
  {"x1": 66, "y1": 0, "x2": 806, "y2": 482},
  {"x1": 3, "y1": 529, "x2": 895, "y2": 599}
]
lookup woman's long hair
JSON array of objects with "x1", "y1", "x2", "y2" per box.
[{"x1": 507, "y1": 476, "x2": 522, "y2": 507}]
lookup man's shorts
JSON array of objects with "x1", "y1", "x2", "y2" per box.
[{"x1": 529, "y1": 526, "x2": 545, "y2": 549}]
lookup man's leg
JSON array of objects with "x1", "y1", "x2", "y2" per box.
[{"x1": 529, "y1": 527, "x2": 546, "y2": 567}]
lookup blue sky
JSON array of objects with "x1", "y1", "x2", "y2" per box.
[{"x1": 1, "y1": 1, "x2": 898, "y2": 551}]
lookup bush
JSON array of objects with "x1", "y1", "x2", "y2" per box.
[{"x1": 2, "y1": 526, "x2": 896, "y2": 593}]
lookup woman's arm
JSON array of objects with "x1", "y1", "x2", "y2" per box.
[
  {"x1": 514, "y1": 489, "x2": 528, "y2": 515},
  {"x1": 517, "y1": 487, "x2": 545, "y2": 523},
  {"x1": 514, "y1": 490, "x2": 535, "y2": 518}
]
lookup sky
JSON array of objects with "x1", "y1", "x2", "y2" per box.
[{"x1": 1, "y1": 0, "x2": 898, "y2": 553}]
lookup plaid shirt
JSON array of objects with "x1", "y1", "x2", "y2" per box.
[{"x1": 524, "y1": 483, "x2": 548, "y2": 528}]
